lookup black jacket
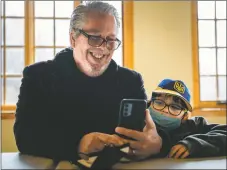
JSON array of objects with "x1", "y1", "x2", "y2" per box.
[
  {"x1": 14, "y1": 48, "x2": 151, "y2": 163},
  {"x1": 165, "y1": 116, "x2": 227, "y2": 157}
]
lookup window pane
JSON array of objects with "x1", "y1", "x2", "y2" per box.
[
  {"x1": 5, "y1": 1, "x2": 24, "y2": 17},
  {"x1": 55, "y1": 1, "x2": 73, "y2": 18},
  {"x1": 35, "y1": 19, "x2": 54, "y2": 46},
  {"x1": 216, "y1": 1, "x2": 226, "y2": 19},
  {"x1": 1, "y1": 19, "x2": 4, "y2": 45},
  {"x1": 198, "y1": 20, "x2": 215, "y2": 47},
  {"x1": 101, "y1": 1, "x2": 122, "y2": 17},
  {"x1": 112, "y1": 46, "x2": 122, "y2": 66},
  {"x1": 5, "y1": 18, "x2": 24, "y2": 46},
  {"x1": 5, "y1": 77, "x2": 21, "y2": 105},
  {"x1": 1, "y1": 1, "x2": 4, "y2": 16},
  {"x1": 35, "y1": 1, "x2": 53, "y2": 17},
  {"x1": 55, "y1": 48, "x2": 64, "y2": 55},
  {"x1": 55, "y1": 19, "x2": 70, "y2": 46},
  {"x1": 35, "y1": 48, "x2": 54, "y2": 63},
  {"x1": 218, "y1": 76, "x2": 226, "y2": 101},
  {"x1": 197, "y1": 1, "x2": 215, "y2": 19},
  {"x1": 1, "y1": 77, "x2": 4, "y2": 104},
  {"x1": 5, "y1": 48, "x2": 24, "y2": 75},
  {"x1": 199, "y1": 48, "x2": 216, "y2": 75},
  {"x1": 1, "y1": 48, "x2": 4, "y2": 75},
  {"x1": 217, "y1": 20, "x2": 226, "y2": 47},
  {"x1": 217, "y1": 48, "x2": 226, "y2": 75},
  {"x1": 200, "y1": 76, "x2": 217, "y2": 101}
]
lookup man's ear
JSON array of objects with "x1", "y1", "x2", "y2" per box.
[{"x1": 70, "y1": 32, "x2": 76, "y2": 47}]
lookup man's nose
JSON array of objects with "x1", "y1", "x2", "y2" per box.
[{"x1": 99, "y1": 40, "x2": 108, "y2": 49}]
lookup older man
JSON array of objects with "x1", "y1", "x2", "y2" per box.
[{"x1": 14, "y1": 1, "x2": 166, "y2": 164}]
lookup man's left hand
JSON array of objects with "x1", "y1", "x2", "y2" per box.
[{"x1": 115, "y1": 109, "x2": 162, "y2": 160}]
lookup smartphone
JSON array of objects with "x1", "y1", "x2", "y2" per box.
[{"x1": 117, "y1": 99, "x2": 147, "y2": 140}]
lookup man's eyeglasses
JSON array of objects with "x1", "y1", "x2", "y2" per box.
[
  {"x1": 79, "y1": 29, "x2": 121, "y2": 51},
  {"x1": 151, "y1": 98, "x2": 187, "y2": 116}
]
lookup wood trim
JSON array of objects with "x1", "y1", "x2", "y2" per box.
[
  {"x1": 192, "y1": 108, "x2": 226, "y2": 117},
  {"x1": 123, "y1": 1, "x2": 134, "y2": 69},
  {"x1": 1, "y1": 113, "x2": 15, "y2": 119},
  {"x1": 74, "y1": 1, "x2": 81, "y2": 8},
  {"x1": 0, "y1": 75, "x2": 22, "y2": 78},
  {"x1": 191, "y1": 1, "x2": 199, "y2": 109},
  {"x1": 1, "y1": 105, "x2": 16, "y2": 110},
  {"x1": 1, "y1": 106, "x2": 16, "y2": 119},
  {"x1": 25, "y1": 0, "x2": 34, "y2": 66}
]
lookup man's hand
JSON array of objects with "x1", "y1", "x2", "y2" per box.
[
  {"x1": 78, "y1": 132, "x2": 128, "y2": 158},
  {"x1": 168, "y1": 144, "x2": 189, "y2": 159},
  {"x1": 115, "y1": 109, "x2": 162, "y2": 160}
]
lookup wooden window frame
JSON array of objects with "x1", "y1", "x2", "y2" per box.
[
  {"x1": 191, "y1": 1, "x2": 226, "y2": 109},
  {"x1": 1, "y1": 1, "x2": 134, "y2": 119}
]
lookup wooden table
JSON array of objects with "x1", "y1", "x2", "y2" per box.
[{"x1": 1, "y1": 152, "x2": 226, "y2": 169}]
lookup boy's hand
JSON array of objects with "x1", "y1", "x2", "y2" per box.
[{"x1": 168, "y1": 144, "x2": 189, "y2": 159}]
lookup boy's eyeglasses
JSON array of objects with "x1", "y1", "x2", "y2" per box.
[
  {"x1": 151, "y1": 98, "x2": 186, "y2": 116},
  {"x1": 79, "y1": 29, "x2": 121, "y2": 51}
]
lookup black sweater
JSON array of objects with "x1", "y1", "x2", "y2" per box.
[
  {"x1": 14, "y1": 48, "x2": 150, "y2": 163},
  {"x1": 168, "y1": 116, "x2": 227, "y2": 157}
]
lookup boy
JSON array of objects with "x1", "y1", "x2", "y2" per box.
[{"x1": 149, "y1": 79, "x2": 226, "y2": 159}]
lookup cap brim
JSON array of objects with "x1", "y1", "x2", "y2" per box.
[{"x1": 152, "y1": 89, "x2": 192, "y2": 112}]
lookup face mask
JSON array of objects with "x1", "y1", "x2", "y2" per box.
[{"x1": 149, "y1": 107, "x2": 181, "y2": 131}]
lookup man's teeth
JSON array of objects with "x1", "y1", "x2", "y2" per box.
[{"x1": 91, "y1": 52, "x2": 104, "y2": 59}]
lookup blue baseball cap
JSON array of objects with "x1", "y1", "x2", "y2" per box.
[{"x1": 152, "y1": 79, "x2": 192, "y2": 111}]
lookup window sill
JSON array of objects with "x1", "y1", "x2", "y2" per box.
[
  {"x1": 192, "y1": 108, "x2": 226, "y2": 117},
  {"x1": 1, "y1": 110, "x2": 15, "y2": 119}
]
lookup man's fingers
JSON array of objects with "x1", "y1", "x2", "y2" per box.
[
  {"x1": 145, "y1": 109, "x2": 156, "y2": 129},
  {"x1": 97, "y1": 133, "x2": 125, "y2": 146},
  {"x1": 93, "y1": 138, "x2": 105, "y2": 152},
  {"x1": 115, "y1": 127, "x2": 145, "y2": 141},
  {"x1": 112, "y1": 134, "x2": 129, "y2": 144},
  {"x1": 128, "y1": 140, "x2": 142, "y2": 150}
]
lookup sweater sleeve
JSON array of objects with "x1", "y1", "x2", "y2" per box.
[
  {"x1": 177, "y1": 117, "x2": 227, "y2": 157},
  {"x1": 13, "y1": 64, "x2": 83, "y2": 163}
]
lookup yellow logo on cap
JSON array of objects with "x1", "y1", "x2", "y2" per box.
[{"x1": 174, "y1": 81, "x2": 185, "y2": 94}]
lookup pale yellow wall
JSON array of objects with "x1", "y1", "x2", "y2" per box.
[
  {"x1": 1, "y1": 1, "x2": 225, "y2": 153},
  {"x1": 1, "y1": 119, "x2": 18, "y2": 152},
  {"x1": 134, "y1": 1, "x2": 193, "y2": 105}
]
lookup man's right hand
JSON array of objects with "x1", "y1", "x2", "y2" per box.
[{"x1": 78, "y1": 132, "x2": 128, "y2": 158}]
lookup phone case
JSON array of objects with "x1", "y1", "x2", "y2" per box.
[{"x1": 118, "y1": 99, "x2": 147, "y2": 133}]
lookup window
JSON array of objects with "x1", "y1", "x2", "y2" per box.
[
  {"x1": 34, "y1": 1, "x2": 73, "y2": 62},
  {"x1": 192, "y1": 1, "x2": 226, "y2": 108},
  {"x1": 1, "y1": 1, "x2": 133, "y2": 115},
  {"x1": 1, "y1": 1, "x2": 25, "y2": 110}
]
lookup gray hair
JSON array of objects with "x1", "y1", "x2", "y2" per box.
[{"x1": 69, "y1": 1, "x2": 120, "y2": 38}]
